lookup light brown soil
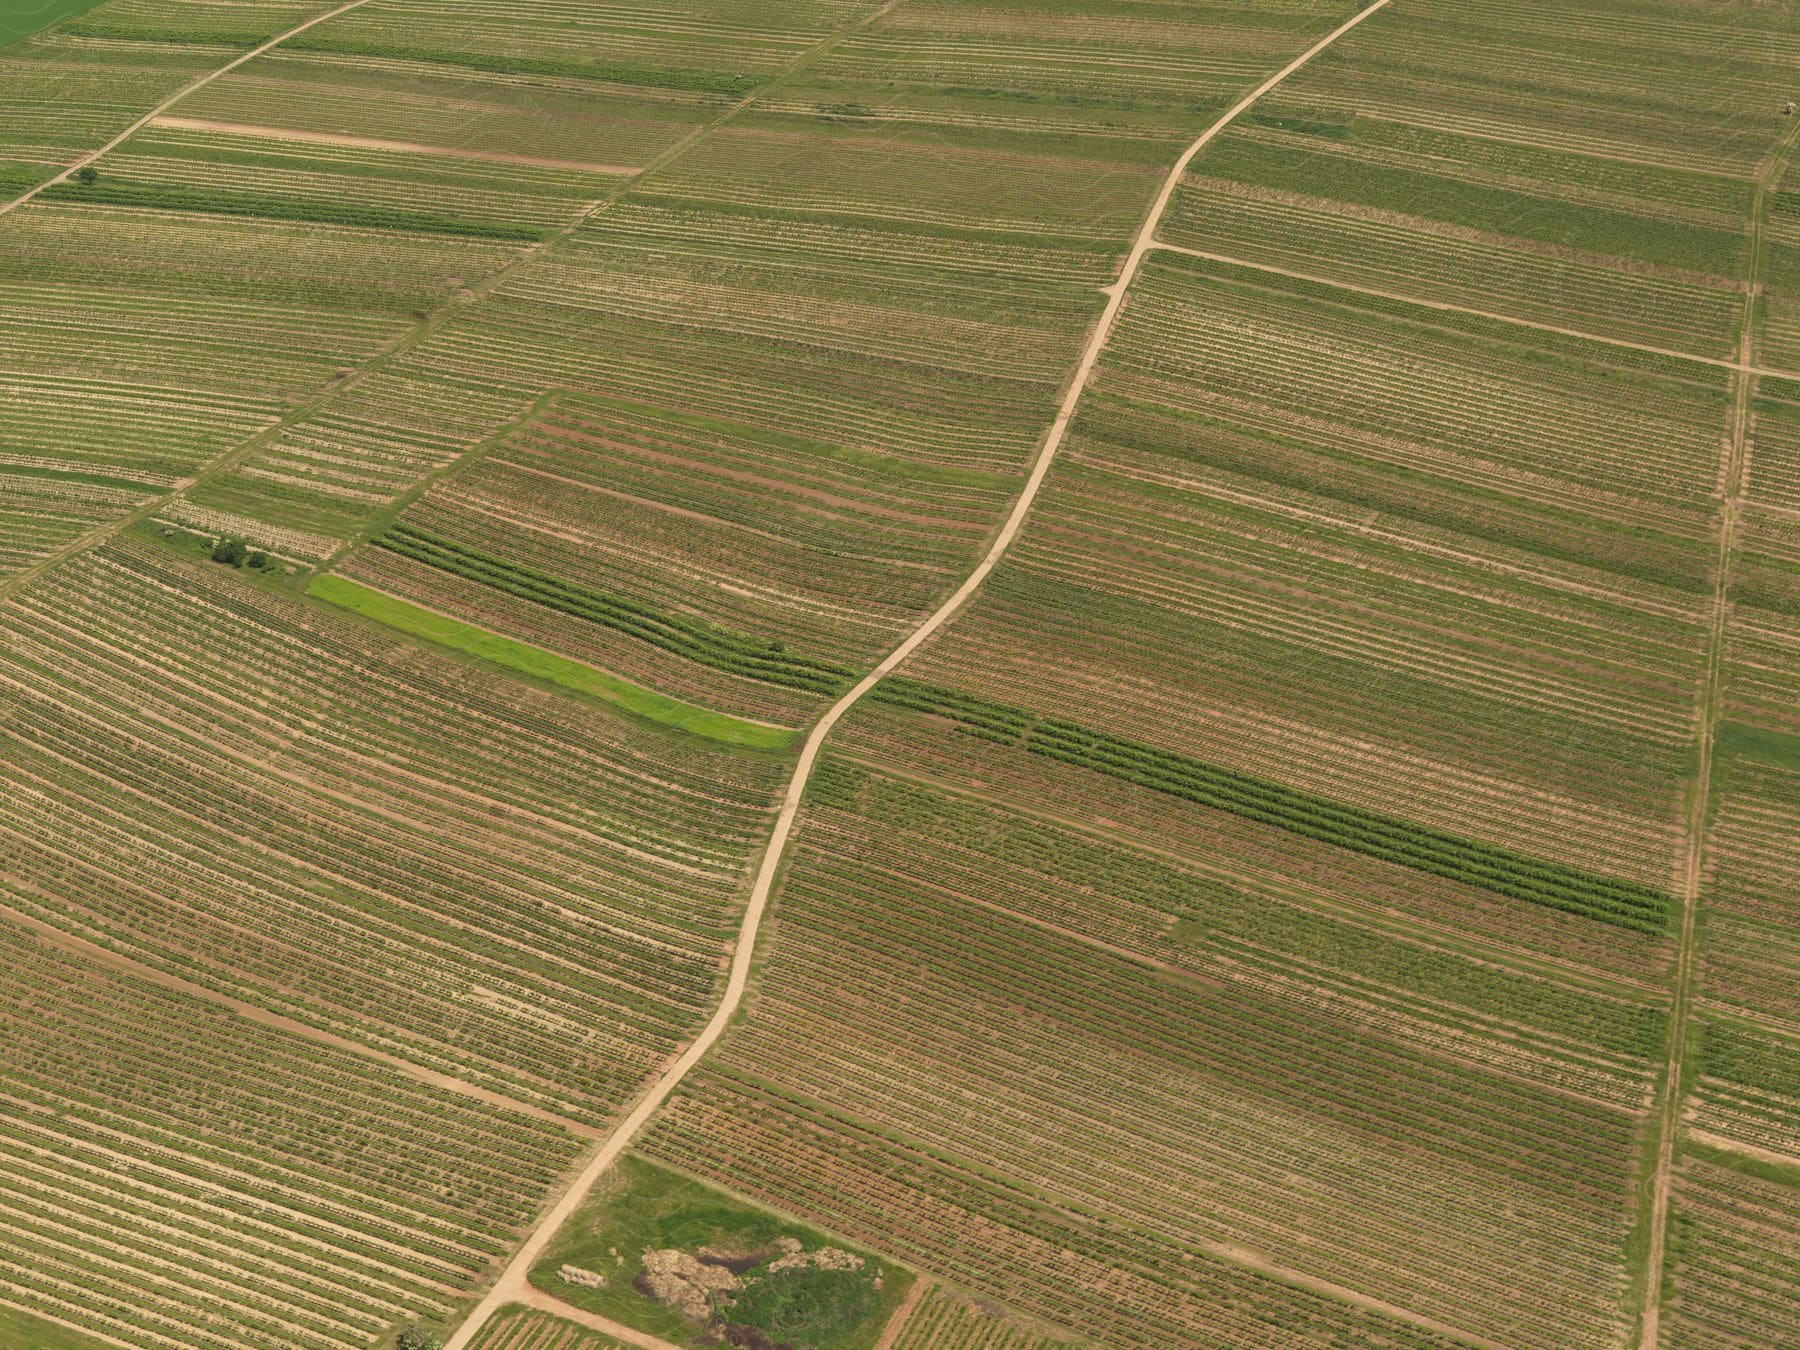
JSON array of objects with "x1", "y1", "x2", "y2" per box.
[{"x1": 147, "y1": 116, "x2": 641, "y2": 175}]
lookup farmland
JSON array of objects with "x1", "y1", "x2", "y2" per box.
[{"x1": 6, "y1": 0, "x2": 1800, "y2": 1347}]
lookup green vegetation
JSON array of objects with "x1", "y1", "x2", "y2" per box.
[
  {"x1": 0, "y1": 0, "x2": 109, "y2": 49},
  {"x1": 282, "y1": 36, "x2": 760, "y2": 95},
  {"x1": 308, "y1": 573, "x2": 796, "y2": 750},
  {"x1": 377, "y1": 524, "x2": 858, "y2": 694},
  {"x1": 866, "y1": 676, "x2": 1672, "y2": 932},
  {"x1": 532, "y1": 1154, "x2": 910, "y2": 1349},
  {"x1": 0, "y1": 1302, "x2": 117, "y2": 1350},
  {"x1": 41, "y1": 180, "x2": 548, "y2": 241}
]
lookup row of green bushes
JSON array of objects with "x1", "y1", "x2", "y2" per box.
[
  {"x1": 42, "y1": 179, "x2": 547, "y2": 240},
  {"x1": 866, "y1": 672, "x2": 1671, "y2": 932},
  {"x1": 866, "y1": 676, "x2": 1034, "y2": 742},
  {"x1": 1024, "y1": 718, "x2": 1671, "y2": 932},
  {"x1": 377, "y1": 524, "x2": 857, "y2": 693}
]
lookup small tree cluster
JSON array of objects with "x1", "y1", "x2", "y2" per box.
[
  {"x1": 397, "y1": 1328, "x2": 439, "y2": 1350},
  {"x1": 210, "y1": 538, "x2": 270, "y2": 569}
]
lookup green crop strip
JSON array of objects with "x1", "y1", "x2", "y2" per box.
[
  {"x1": 308, "y1": 574, "x2": 796, "y2": 751},
  {"x1": 280, "y1": 36, "x2": 759, "y2": 95},
  {"x1": 376, "y1": 524, "x2": 858, "y2": 694},
  {"x1": 871, "y1": 677, "x2": 1673, "y2": 932},
  {"x1": 40, "y1": 181, "x2": 548, "y2": 241}
]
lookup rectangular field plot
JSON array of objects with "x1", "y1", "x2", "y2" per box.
[
  {"x1": 1661, "y1": 1151, "x2": 1800, "y2": 1349},
  {"x1": 888, "y1": 1284, "x2": 1072, "y2": 1350},
  {"x1": 0, "y1": 538, "x2": 784, "y2": 1126},
  {"x1": 639, "y1": 756, "x2": 1647, "y2": 1345},
  {"x1": 0, "y1": 910, "x2": 586, "y2": 1349},
  {"x1": 1158, "y1": 0, "x2": 1791, "y2": 357},
  {"x1": 883, "y1": 252, "x2": 1713, "y2": 906}
]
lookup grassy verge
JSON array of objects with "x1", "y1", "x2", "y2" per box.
[
  {"x1": 531, "y1": 1154, "x2": 911, "y2": 1349},
  {"x1": 0, "y1": 1303, "x2": 116, "y2": 1350},
  {"x1": 0, "y1": 0, "x2": 109, "y2": 49},
  {"x1": 308, "y1": 574, "x2": 797, "y2": 751}
]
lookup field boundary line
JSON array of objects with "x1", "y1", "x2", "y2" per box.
[
  {"x1": 1632, "y1": 116, "x2": 1800, "y2": 1348},
  {"x1": 870, "y1": 1274, "x2": 930, "y2": 1350},
  {"x1": 0, "y1": 0, "x2": 374, "y2": 221},
  {"x1": 0, "y1": 897, "x2": 604, "y2": 1139},
  {"x1": 444, "y1": 6, "x2": 1449, "y2": 1348},
  {"x1": 1152, "y1": 242, "x2": 1800, "y2": 382}
]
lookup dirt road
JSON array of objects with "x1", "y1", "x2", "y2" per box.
[{"x1": 442, "y1": 2, "x2": 1399, "y2": 1345}]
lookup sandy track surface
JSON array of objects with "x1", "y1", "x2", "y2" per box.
[
  {"x1": 516, "y1": 1287, "x2": 684, "y2": 1349},
  {"x1": 443, "y1": 4, "x2": 1416, "y2": 1347},
  {"x1": 147, "y1": 116, "x2": 640, "y2": 174},
  {"x1": 0, "y1": 0, "x2": 375, "y2": 221},
  {"x1": 1634, "y1": 116, "x2": 1800, "y2": 1350}
]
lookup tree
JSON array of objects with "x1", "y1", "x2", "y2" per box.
[
  {"x1": 74, "y1": 166, "x2": 97, "y2": 185},
  {"x1": 211, "y1": 538, "x2": 247, "y2": 567},
  {"x1": 396, "y1": 1329, "x2": 439, "y2": 1350},
  {"x1": 245, "y1": 549, "x2": 270, "y2": 570}
]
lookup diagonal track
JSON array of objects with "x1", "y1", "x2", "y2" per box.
[
  {"x1": 0, "y1": 0, "x2": 375, "y2": 221},
  {"x1": 442, "y1": 3, "x2": 1411, "y2": 1345}
]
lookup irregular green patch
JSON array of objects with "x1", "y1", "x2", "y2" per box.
[
  {"x1": 377, "y1": 523, "x2": 858, "y2": 694},
  {"x1": 1714, "y1": 720, "x2": 1800, "y2": 771},
  {"x1": 531, "y1": 1154, "x2": 910, "y2": 1350},
  {"x1": 1, "y1": 0, "x2": 111, "y2": 49},
  {"x1": 40, "y1": 180, "x2": 547, "y2": 240},
  {"x1": 867, "y1": 677, "x2": 1674, "y2": 932},
  {"x1": 308, "y1": 574, "x2": 796, "y2": 751},
  {"x1": 0, "y1": 1301, "x2": 118, "y2": 1350}
]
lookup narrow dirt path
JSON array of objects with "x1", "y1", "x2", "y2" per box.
[
  {"x1": 1153, "y1": 241, "x2": 1800, "y2": 383},
  {"x1": 0, "y1": 0, "x2": 374, "y2": 221},
  {"x1": 1633, "y1": 117, "x2": 1800, "y2": 1349},
  {"x1": 443, "y1": 4, "x2": 1401, "y2": 1346},
  {"x1": 147, "y1": 116, "x2": 640, "y2": 174},
  {"x1": 515, "y1": 1286, "x2": 683, "y2": 1350}
]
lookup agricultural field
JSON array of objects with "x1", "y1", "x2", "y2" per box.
[
  {"x1": 466, "y1": 1306, "x2": 629, "y2": 1350},
  {"x1": 0, "y1": 905, "x2": 588, "y2": 1348},
  {"x1": 6, "y1": 0, "x2": 1800, "y2": 1347}
]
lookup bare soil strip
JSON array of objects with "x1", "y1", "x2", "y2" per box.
[
  {"x1": 1633, "y1": 118, "x2": 1800, "y2": 1349},
  {"x1": 444, "y1": 10, "x2": 1528, "y2": 1350},
  {"x1": 0, "y1": 0, "x2": 376, "y2": 221},
  {"x1": 1154, "y1": 241, "x2": 1800, "y2": 383},
  {"x1": 146, "y1": 116, "x2": 640, "y2": 174},
  {"x1": 0, "y1": 898, "x2": 602, "y2": 1139}
]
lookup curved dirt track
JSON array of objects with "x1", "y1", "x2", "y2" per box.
[{"x1": 445, "y1": 2, "x2": 1395, "y2": 1344}]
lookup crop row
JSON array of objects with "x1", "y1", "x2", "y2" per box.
[
  {"x1": 866, "y1": 673, "x2": 1671, "y2": 931},
  {"x1": 1663, "y1": 1153, "x2": 1800, "y2": 1349},
  {"x1": 469, "y1": 1305, "x2": 627, "y2": 1350},
  {"x1": 0, "y1": 910, "x2": 584, "y2": 1348},
  {"x1": 42, "y1": 178, "x2": 550, "y2": 240},
  {"x1": 889, "y1": 1284, "x2": 1064, "y2": 1350},
  {"x1": 376, "y1": 522, "x2": 858, "y2": 693}
]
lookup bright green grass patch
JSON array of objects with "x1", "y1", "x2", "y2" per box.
[
  {"x1": 0, "y1": 1303, "x2": 116, "y2": 1350},
  {"x1": 0, "y1": 0, "x2": 109, "y2": 49},
  {"x1": 308, "y1": 574, "x2": 796, "y2": 751},
  {"x1": 532, "y1": 1154, "x2": 911, "y2": 1349}
]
